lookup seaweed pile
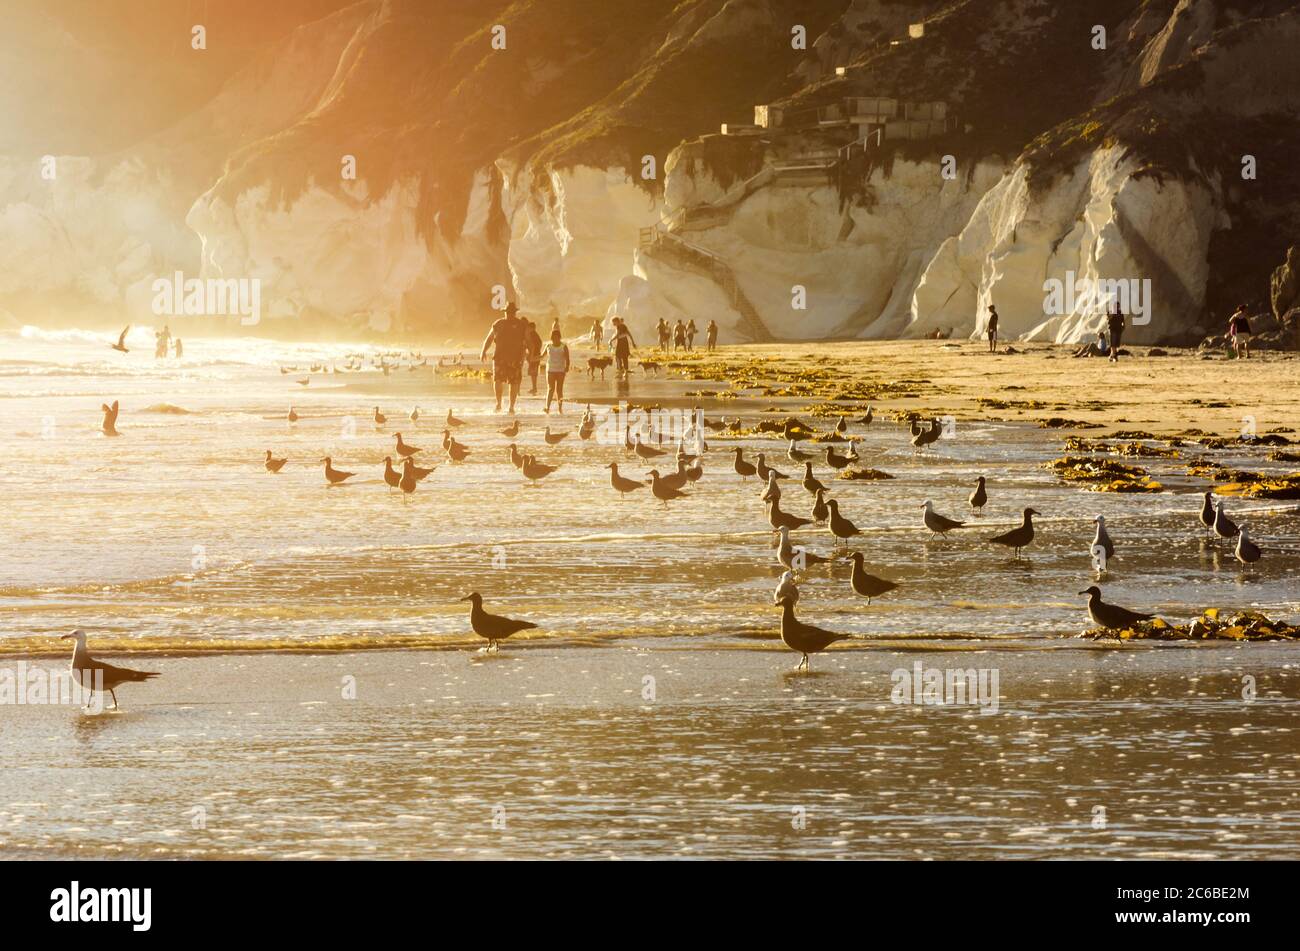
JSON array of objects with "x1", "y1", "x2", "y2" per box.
[{"x1": 1080, "y1": 608, "x2": 1300, "y2": 642}]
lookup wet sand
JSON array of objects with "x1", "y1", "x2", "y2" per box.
[
  {"x1": 4, "y1": 645, "x2": 1298, "y2": 860},
  {"x1": 2, "y1": 334, "x2": 1298, "y2": 859}
]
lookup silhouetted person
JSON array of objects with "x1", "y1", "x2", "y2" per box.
[
  {"x1": 541, "y1": 329, "x2": 570, "y2": 414},
  {"x1": 1106, "y1": 305, "x2": 1125, "y2": 363},
  {"x1": 985, "y1": 304, "x2": 999, "y2": 352},
  {"x1": 706, "y1": 319, "x2": 718, "y2": 351},
  {"x1": 1228, "y1": 304, "x2": 1252, "y2": 359},
  {"x1": 480, "y1": 302, "x2": 526, "y2": 414}
]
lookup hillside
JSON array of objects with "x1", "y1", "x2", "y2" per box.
[{"x1": 1, "y1": 0, "x2": 1298, "y2": 344}]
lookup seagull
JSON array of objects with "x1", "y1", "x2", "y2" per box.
[
  {"x1": 787, "y1": 440, "x2": 811, "y2": 463},
  {"x1": 606, "y1": 462, "x2": 645, "y2": 498},
  {"x1": 684, "y1": 458, "x2": 704, "y2": 482},
  {"x1": 987, "y1": 507, "x2": 1039, "y2": 558},
  {"x1": 578, "y1": 416, "x2": 596, "y2": 440},
  {"x1": 843, "y1": 551, "x2": 899, "y2": 604},
  {"x1": 826, "y1": 498, "x2": 861, "y2": 546},
  {"x1": 655, "y1": 459, "x2": 689, "y2": 492},
  {"x1": 774, "y1": 570, "x2": 799, "y2": 606},
  {"x1": 446, "y1": 409, "x2": 465, "y2": 428},
  {"x1": 755, "y1": 454, "x2": 788, "y2": 483},
  {"x1": 508, "y1": 443, "x2": 525, "y2": 469},
  {"x1": 296, "y1": 378, "x2": 310, "y2": 386},
  {"x1": 287, "y1": 406, "x2": 299, "y2": 423},
  {"x1": 761, "y1": 471, "x2": 781, "y2": 504},
  {"x1": 321, "y1": 457, "x2": 355, "y2": 485},
  {"x1": 63, "y1": 630, "x2": 158, "y2": 709},
  {"x1": 500, "y1": 420, "x2": 521, "y2": 438},
  {"x1": 777, "y1": 525, "x2": 830, "y2": 572},
  {"x1": 767, "y1": 496, "x2": 812, "y2": 532},
  {"x1": 921, "y1": 499, "x2": 965, "y2": 537},
  {"x1": 460, "y1": 592, "x2": 536, "y2": 651},
  {"x1": 782, "y1": 418, "x2": 815, "y2": 441},
  {"x1": 383, "y1": 456, "x2": 402, "y2": 491},
  {"x1": 520, "y1": 455, "x2": 558, "y2": 485},
  {"x1": 811, "y1": 488, "x2": 829, "y2": 524},
  {"x1": 409, "y1": 407, "x2": 420, "y2": 423},
  {"x1": 407, "y1": 458, "x2": 437, "y2": 481},
  {"x1": 110, "y1": 326, "x2": 130, "y2": 353},
  {"x1": 1092, "y1": 515, "x2": 1115, "y2": 561},
  {"x1": 1198, "y1": 491, "x2": 1215, "y2": 536},
  {"x1": 1235, "y1": 523, "x2": 1261, "y2": 566},
  {"x1": 732, "y1": 447, "x2": 757, "y2": 478},
  {"x1": 835, "y1": 415, "x2": 848, "y2": 434},
  {"x1": 856, "y1": 406, "x2": 874, "y2": 426},
  {"x1": 801, "y1": 462, "x2": 827, "y2": 495},
  {"x1": 373, "y1": 406, "x2": 386, "y2": 426},
  {"x1": 399, "y1": 458, "x2": 419, "y2": 496},
  {"x1": 776, "y1": 597, "x2": 849, "y2": 670},
  {"x1": 1213, "y1": 500, "x2": 1240, "y2": 541},
  {"x1": 1079, "y1": 586, "x2": 1154, "y2": 630},
  {"x1": 394, "y1": 433, "x2": 422, "y2": 458},
  {"x1": 969, "y1": 476, "x2": 987, "y2": 513},
  {"x1": 634, "y1": 434, "x2": 665, "y2": 460},
  {"x1": 445, "y1": 433, "x2": 471, "y2": 462},
  {"x1": 824, "y1": 445, "x2": 851, "y2": 470},
  {"x1": 264, "y1": 450, "x2": 287, "y2": 473},
  {"x1": 100, "y1": 400, "x2": 121, "y2": 437},
  {"x1": 543, "y1": 426, "x2": 568, "y2": 445},
  {"x1": 647, "y1": 469, "x2": 688, "y2": 507}
]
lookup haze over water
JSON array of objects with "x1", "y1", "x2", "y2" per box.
[{"x1": 2, "y1": 327, "x2": 1298, "y2": 859}]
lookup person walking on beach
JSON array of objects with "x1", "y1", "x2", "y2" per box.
[
  {"x1": 591, "y1": 317, "x2": 603, "y2": 350},
  {"x1": 173, "y1": 337, "x2": 183, "y2": 358},
  {"x1": 686, "y1": 319, "x2": 698, "y2": 351},
  {"x1": 611, "y1": 317, "x2": 637, "y2": 378},
  {"x1": 480, "y1": 301, "x2": 526, "y2": 414},
  {"x1": 706, "y1": 319, "x2": 718, "y2": 351},
  {"x1": 1106, "y1": 305, "x2": 1126, "y2": 363},
  {"x1": 656, "y1": 318, "x2": 670, "y2": 351},
  {"x1": 673, "y1": 320, "x2": 686, "y2": 352},
  {"x1": 1228, "y1": 304, "x2": 1252, "y2": 359},
  {"x1": 541, "y1": 329, "x2": 570, "y2": 414},
  {"x1": 524, "y1": 319, "x2": 543, "y2": 394},
  {"x1": 985, "y1": 304, "x2": 999, "y2": 352}
]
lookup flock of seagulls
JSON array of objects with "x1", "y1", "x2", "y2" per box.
[{"x1": 75, "y1": 348, "x2": 1283, "y2": 692}]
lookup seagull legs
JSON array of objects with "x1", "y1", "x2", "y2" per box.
[{"x1": 109, "y1": 689, "x2": 119, "y2": 710}]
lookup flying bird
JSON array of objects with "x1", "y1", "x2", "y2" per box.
[
  {"x1": 100, "y1": 400, "x2": 121, "y2": 437},
  {"x1": 110, "y1": 326, "x2": 130, "y2": 353}
]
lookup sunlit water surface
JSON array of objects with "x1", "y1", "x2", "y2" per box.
[{"x1": 1, "y1": 327, "x2": 1297, "y2": 858}]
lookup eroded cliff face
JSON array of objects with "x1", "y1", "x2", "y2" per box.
[{"x1": 3, "y1": 0, "x2": 1300, "y2": 344}]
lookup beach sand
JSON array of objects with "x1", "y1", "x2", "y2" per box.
[
  {"x1": 5, "y1": 644, "x2": 1299, "y2": 860},
  {"x1": 689, "y1": 340, "x2": 1300, "y2": 439},
  {"x1": 3, "y1": 336, "x2": 1298, "y2": 859}
]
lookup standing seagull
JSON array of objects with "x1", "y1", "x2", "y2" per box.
[
  {"x1": 110, "y1": 326, "x2": 130, "y2": 353},
  {"x1": 373, "y1": 406, "x2": 387, "y2": 426},
  {"x1": 767, "y1": 496, "x2": 812, "y2": 533},
  {"x1": 1078, "y1": 586, "x2": 1154, "y2": 630},
  {"x1": 647, "y1": 469, "x2": 688, "y2": 507},
  {"x1": 1213, "y1": 500, "x2": 1240, "y2": 542},
  {"x1": 921, "y1": 499, "x2": 965, "y2": 537},
  {"x1": 264, "y1": 450, "x2": 287, "y2": 473},
  {"x1": 1092, "y1": 515, "x2": 1115, "y2": 562},
  {"x1": 100, "y1": 400, "x2": 121, "y2": 437},
  {"x1": 802, "y1": 462, "x2": 827, "y2": 496},
  {"x1": 320, "y1": 456, "x2": 355, "y2": 485},
  {"x1": 776, "y1": 598, "x2": 849, "y2": 670},
  {"x1": 732, "y1": 447, "x2": 757, "y2": 479},
  {"x1": 787, "y1": 440, "x2": 812, "y2": 463},
  {"x1": 969, "y1": 476, "x2": 987, "y2": 514},
  {"x1": 777, "y1": 525, "x2": 830, "y2": 572},
  {"x1": 774, "y1": 570, "x2": 799, "y2": 606},
  {"x1": 824, "y1": 445, "x2": 851, "y2": 470},
  {"x1": 987, "y1": 507, "x2": 1039, "y2": 558},
  {"x1": 811, "y1": 489, "x2": 830, "y2": 525},
  {"x1": 1235, "y1": 523, "x2": 1261, "y2": 566},
  {"x1": 394, "y1": 433, "x2": 422, "y2": 458},
  {"x1": 826, "y1": 499, "x2": 861, "y2": 546},
  {"x1": 399, "y1": 458, "x2": 418, "y2": 497},
  {"x1": 382, "y1": 456, "x2": 402, "y2": 492},
  {"x1": 63, "y1": 630, "x2": 158, "y2": 710},
  {"x1": 843, "y1": 551, "x2": 899, "y2": 604},
  {"x1": 460, "y1": 592, "x2": 537, "y2": 652},
  {"x1": 1198, "y1": 491, "x2": 1215, "y2": 536},
  {"x1": 755, "y1": 454, "x2": 788, "y2": 483},
  {"x1": 520, "y1": 455, "x2": 558, "y2": 485},
  {"x1": 605, "y1": 462, "x2": 645, "y2": 498}
]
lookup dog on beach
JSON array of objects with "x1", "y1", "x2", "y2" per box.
[
  {"x1": 587, "y1": 356, "x2": 613, "y2": 380},
  {"x1": 638, "y1": 360, "x2": 662, "y2": 376}
]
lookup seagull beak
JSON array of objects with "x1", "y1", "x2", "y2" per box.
[{"x1": 1076, "y1": 590, "x2": 1089, "y2": 596}]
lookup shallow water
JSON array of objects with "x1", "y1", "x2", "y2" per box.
[{"x1": 1, "y1": 327, "x2": 1298, "y2": 859}]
